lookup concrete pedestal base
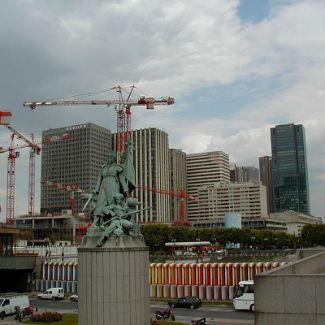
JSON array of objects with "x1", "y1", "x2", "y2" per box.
[{"x1": 78, "y1": 235, "x2": 149, "y2": 325}]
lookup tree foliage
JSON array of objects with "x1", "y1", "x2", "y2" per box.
[
  {"x1": 140, "y1": 224, "x2": 299, "y2": 250},
  {"x1": 301, "y1": 224, "x2": 325, "y2": 246}
]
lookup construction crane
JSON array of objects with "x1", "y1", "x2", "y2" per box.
[
  {"x1": 136, "y1": 185, "x2": 195, "y2": 224},
  {"x1": 0, "y1": 110, "x2": 73, "y2": 225},
  {"x1": 1, "y1": 124, "x2": 41, "y2": 225},
  {"x1": 23, "y1": 85, "x2": 175, "y2": 152},
  {"x1": 40, "y1": 179, "x2": 86, "y2": 214}
]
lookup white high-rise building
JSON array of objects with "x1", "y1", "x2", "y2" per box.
[
  {"x1": 186, "y1": 151, "x2": 230, "y2": 221},
  {"x1": 113, "y1": 128, "x2": 171, "y2": 223},
  {"x1": 197, "y1": 181, "x2": 267, "y2": 222}
]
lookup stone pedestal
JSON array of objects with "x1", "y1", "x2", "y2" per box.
[{"x1": 78, "y1": 235, "x2": 150, "y2": 325}]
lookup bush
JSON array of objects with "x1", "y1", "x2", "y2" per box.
[{"x1": 30, "y1": 311, "x2": 63, "y2": 323}]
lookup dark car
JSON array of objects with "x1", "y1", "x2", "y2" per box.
[{"x1": 168, "y1": 296, "x2": 202, "y2": 309}]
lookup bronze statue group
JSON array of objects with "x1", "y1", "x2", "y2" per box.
[{"x1": 83, "y1": 141, "x2": 146, "y2": 247}]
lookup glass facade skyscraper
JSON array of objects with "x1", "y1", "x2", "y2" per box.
[{"x1": 271, "y1": 124, "x2": 310, "y2": 214}]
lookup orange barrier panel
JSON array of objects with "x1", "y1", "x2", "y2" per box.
[
  {"x1": 182, "y1": 263, "x2": 190, "y2": 285},
  {"x1": 176, "y1": 263, "x2": 183, "y2": 285},
  {"x1": 155, "y1": 263, "x2": 163, "y2": 284},
  {"x1": 162, "y1": 263, "x2": 169, "y2": 284},
  {"x1": 150, "y1": 263, "x2": 156, "y2": 284},
  {"x1": 169, "y1": 263, "x2": 176, "y2": 285}
]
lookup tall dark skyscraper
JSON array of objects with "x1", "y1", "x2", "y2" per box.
[
  {"x1": 259, "y1": 156, "x2": 273, "y2": 214},
  {"x1": 271, "y1": 124, "x2": 310, "y2": 214}
]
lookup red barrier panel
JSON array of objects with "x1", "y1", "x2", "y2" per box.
[
  {"x1": 204, "y1": 263, "x2": 211, "y2": 286},
  {"x1": 240, "y1": 263, "x2": 248, "y2": 281},
  {"x1": 176, "y1": 263, "x2": 183, "y2": 285},
  {"x1": 218, "y1": 263, "x2": 225, "y2": 286},
  {"x1": 248, "y1": 262, "x2": 256, "y2": 280},
  {"x1": 211, "y1": 263, "x2": 219, "y2": 286},
  {"x1": 225, "y1": 263, "x2": 233, "y2": 286},
  {"x1": 197, "y1": 264, "x2": 204, "y2": 285},
  {"x1": 232, "y1": 263, "x2": 241, "y2": 285},
  {"x1": 190, "y1": 263, "x2": 197, "y2": 285}
]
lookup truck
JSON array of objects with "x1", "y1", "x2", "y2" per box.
[{"x1": 0, "y1": 293, "x2": 30, "y2": 319}]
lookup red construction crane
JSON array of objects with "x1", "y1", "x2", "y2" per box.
[
  {"x1": 0, "y1": 110, "x2": 73, "y2": 225},
  {"x1": 40, "y1": 179, "x2": 85, "y2": 214},
  {"x1": 136, "y1": 185, "x2": 195, "y2": 224},
  {"x1": 2, "y1": 125, "x2": 41, "y2": 224},
  {"x1": 23, "y1": 85, "x2": 175, "y2": 152}
]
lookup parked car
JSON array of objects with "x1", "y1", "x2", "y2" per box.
[
  {"x1": 70, "y1": 294, "x2": 78, "y2": 302},
  {"x1": 37, "y1": 288, "x2": 64, "y2": 300},
  {"x1": 168, "y1": 296, "x2": 202, "y2": 309}
]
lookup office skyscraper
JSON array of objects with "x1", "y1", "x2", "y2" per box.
[
  {"x1": 169, "y1": 148, "x2": 187, "y2": 222},
  {"x1": 259, "y1": 156, "x2": 273, "y2": 214},
  {"x1": 113, "y1": 128, "x2": 171, "y2": 223},
  {"x1": 271, "y1": 124, "x2": 310, "y2": 214},
  {"x1": 41, "y1": 123, "x2": 112, "y2": 214},
  {"x1": 186, "y1": 151, "x2": 230, "y2": 221},
  {"x1": 230, "y1": 165, "x2": 259, "y2": 183}
]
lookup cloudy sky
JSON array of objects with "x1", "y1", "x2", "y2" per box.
[{"x1": 0, "y1": 0, "x2": 325, "y2": 220}]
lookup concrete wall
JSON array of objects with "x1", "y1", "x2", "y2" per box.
[
  {"x1": 255, "y1": 249, "x2": 325, "y2": 325},
  {"x1": 78, "y1": 245, "x2": 150, "y2": 325}
]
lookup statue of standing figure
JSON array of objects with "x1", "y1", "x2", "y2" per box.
[{"x1": 83, "y1": 141, "x2": 145, "y2": 246}]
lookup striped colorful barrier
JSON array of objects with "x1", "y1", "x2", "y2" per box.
[{"x1": 40, "y1": 260, "x2": 285, "y2": 300}]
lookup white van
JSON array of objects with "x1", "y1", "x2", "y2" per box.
[
  {"x1": 233, "y1": 280, "x2": 254, "y2": 311},
  {"x1": 0, "y1": 293, "x2": 30, "y2": 318},
  {"x1": 37, "y1": 287, "x2": 64, "y2": 300}
]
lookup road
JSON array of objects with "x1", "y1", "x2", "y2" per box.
[{"x1": 28, "y1": 299, "x2": 254, "y2": 324}]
